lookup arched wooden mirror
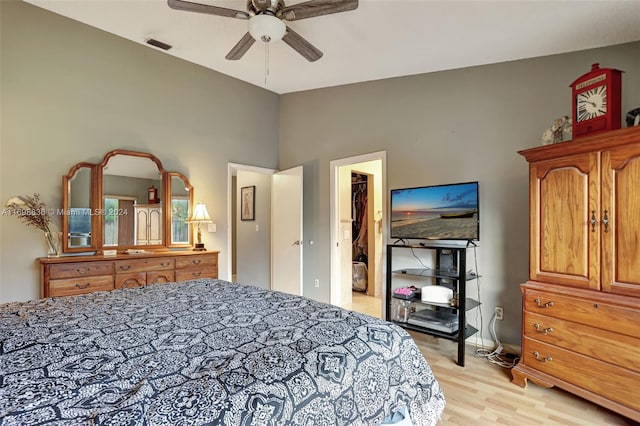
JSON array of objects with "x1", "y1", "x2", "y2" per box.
[
  {"x1": 62, "y1": 163, "x2": 98, "y2": 250},
  {"x1": 62, "y1": 150, "x2": 193, "y2": 253}
]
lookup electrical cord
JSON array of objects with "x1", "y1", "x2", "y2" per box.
[
  {"x1": 409, "y1": 243, "x2": 519, "y2": 368},
  {"x1": 469, "y1": 244, "x2": 520, "y2": 368},
  {"x1": 410, "y1": 247, "x2": 429, "y2": 269}
]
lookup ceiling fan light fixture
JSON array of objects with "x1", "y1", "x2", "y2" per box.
[{"x1": 248, "y1": 14, "x2": 286, "y2": 43}]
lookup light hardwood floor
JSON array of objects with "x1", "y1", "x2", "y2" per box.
[{"x1": 345, "y1": 292, "x2": 635, "y2": 426}]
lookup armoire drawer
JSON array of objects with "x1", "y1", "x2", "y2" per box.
[
  {"x1": 49, "y1": 275, "x2": 114, "y2": 297},
  {"x1": 115, "y1": 257, "x2": 174, "y2": 273},
  {"x1": 522, "y1": 337, "x2": 640, "y2": 412},
  {"x1": 49, "y1": 261, "x2": 113, "y2": 279},
  {"x1": 524, "y1": 311, "x2": 640, "y2": 372},
  {"x1": 524, "y1": 289, "x2": 640, "y2": 338}
]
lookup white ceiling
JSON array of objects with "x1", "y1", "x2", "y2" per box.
[{"x1": 24, "y1": 0, "x2": 640, "y2": 94}]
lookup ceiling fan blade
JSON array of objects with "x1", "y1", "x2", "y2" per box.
[
  {"x1": 225, "y1": 33, "x2": 256, "y2": 60},
  {"x1": 282, "y1": 27, "x2": 323, "y2": 62},
  {"x1": 281, "y1": 0, "x2": 358, "y2": 21},
  {"x1": 167, "y1": 0, "x2": 249, "y2": 19}
]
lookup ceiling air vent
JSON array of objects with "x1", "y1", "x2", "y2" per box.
[{"x1": 146, "y1": 38, "x2": 172, "y2": 51}]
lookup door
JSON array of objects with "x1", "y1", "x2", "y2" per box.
[
  {"x1": 148, "y1": 207, "x2": 162, "y2": 245},
  {"x1": 530, "y1": 153, "x2": 600, "y2": 290},
  {"x1": 601, "y1": 144, "x2": 640, "y2": 297},
  {"x1": 271, "y1": 166, "x2": 303, "y2": 295},
  {"x1": 135, "y1": 207, "x2": 149, "y2": 245}
]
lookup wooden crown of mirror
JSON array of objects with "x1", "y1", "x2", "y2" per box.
[{"x1": 62, "y1": 150, "x2": 194, "y2": 253}]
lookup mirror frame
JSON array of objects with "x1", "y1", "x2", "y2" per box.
[
  {"x1": 62, "y1": 149, "x2": 194, "y2": 253},
  {"x1": 62, "y1": 162, "x2": 100, "y2": 253}
]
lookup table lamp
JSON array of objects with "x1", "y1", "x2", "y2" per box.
[{"x1": 188, "y1": 202, "x2": 212, "y2": 251}]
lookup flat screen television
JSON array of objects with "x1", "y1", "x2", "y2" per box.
[{"x1": 390, "y1": 181, "x2": 479, "y2": 241}]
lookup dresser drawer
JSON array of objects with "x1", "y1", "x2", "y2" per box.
[
  {"x1": 524, "y1": 311, "x2": 640, "y2": 373},
  {"x1": 148, "y1": 270, "x2": 175, "y2": 284},
  {"x1": 49, "y1": 275, "x2": 114, "y2": 297},
  {"x1": 115, "y1": 257, "x2": 174, "y2": 273},
  {"x1": 175, "y1": 254, "x2": 217, "y2": 269},
  {"x1": 115, "y1": 273, "x2": 146, "y2": 289},
  {"x1": 175, "y1": 268, "x2": 217, "y2": 282},
  {"x1": 49, "y1": 261, "x2": 113, "y2": 279},
  {"x1": 524, "y1": 288, "x2": 640, "y2": 338},
  {"x1": 522, "y1": 337, "x2": 640, "y2": 411}
]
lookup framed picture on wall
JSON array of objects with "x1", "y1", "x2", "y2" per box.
[{"x1": 241, "y1": 186, "x2": 255, "y2": 221}]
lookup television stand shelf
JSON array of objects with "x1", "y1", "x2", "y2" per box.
[{"x1": 386, "y1": 243, "x2": 480, "y2": 366}]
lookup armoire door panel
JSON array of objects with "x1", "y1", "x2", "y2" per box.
[
  {"x1": 602, "y1": 146, "x2": 640, "y2": 297},
  {"x1": 530, "y1": 154, "x2": 599, "y2": 289}
]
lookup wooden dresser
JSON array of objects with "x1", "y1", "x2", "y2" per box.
[
  {"x1": 512, "y1": 126, "x2": 640, "y2": 422},
  {"x1": 39, "y1": 251, "x2": 219, "y2": 298}
]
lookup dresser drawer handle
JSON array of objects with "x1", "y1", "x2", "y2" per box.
[
  {"x1": 533, "y1": 323, "x2": 553, "y2": 334},
  {"x1": 75, "y1": 282, "x2": 90, "y2": 289},
  {"x1": 533, "y1": 351, "x2": 552, "y2": 362},
  {"x1": 192, "y1": 259, "x2": 202, "y2": 265},
  {"x1": 160, "y1": 262, "x2": 171, "y2": 267},
  {"x1": 76, "y1": 267, "x2": 91, "y2": 274},
  {"x1": 119, "y1": 265, "x2": 131, "y2": 271},
  {"x1": 191, "y1": 271, "x2": 202, "y2": 277},
  {"x1": 534, "y1": 298, "x2": 554, "y2": 309}
]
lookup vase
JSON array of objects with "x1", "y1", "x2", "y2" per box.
[{"x1": 44, "y1": 231, "x2": 61, "y2": 257}]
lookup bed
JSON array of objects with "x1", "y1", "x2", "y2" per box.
[{"x1": 0, "y1": 278, "x2": 445, "y2": 425}]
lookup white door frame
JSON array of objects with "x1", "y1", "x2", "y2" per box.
[
  {"x1": 329, "y1": 151, "x2": 387, "y2": 306},
  {"x1": 227, "y1": 162, "x2": 276, "y2": 282}
]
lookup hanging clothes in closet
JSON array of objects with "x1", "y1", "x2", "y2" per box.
[{"x1": 352, "y1": 173, "x2": 368, "y2": 264}]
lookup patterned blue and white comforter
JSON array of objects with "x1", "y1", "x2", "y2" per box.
[{"x1": 0, "y1": 279, "x2": 445, "y2": 425}]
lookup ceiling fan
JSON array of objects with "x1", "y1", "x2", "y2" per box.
[{"x1": 167, "y1": 0, "x2": 359, "y2": 62}]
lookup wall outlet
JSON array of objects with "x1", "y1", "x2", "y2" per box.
[
  {"x1": 495, "y1": 306, "x2": 504, "y2": 321},
  {"x1": 314, "y1": 279, "x2": 320, "y2": 288}
]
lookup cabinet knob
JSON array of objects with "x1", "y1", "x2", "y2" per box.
[
  {"x1": 602, "y1": 209, "x2": 609, "y2": 233},
  {"x1": 590, "y1": 210, "x2": 597, "y2": 232}
]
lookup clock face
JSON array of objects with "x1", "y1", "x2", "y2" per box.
[{"x1": 576, "y1": 85, "x2": 607, "y2": 122}]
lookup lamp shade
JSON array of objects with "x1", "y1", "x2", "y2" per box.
[
  {"x1": 188, "y1": 202, "x2": 212, "y2": 223},
  {"x1": 249, "y1": 14, "x2": 286, "y2": 43}
]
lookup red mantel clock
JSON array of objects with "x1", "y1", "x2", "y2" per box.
[
  {"x1": 147, "y1": 185, "x2": 159, "y2": 204},
  {"x1": 570, "y1": 63, "x2": 623, "y2": 137}
]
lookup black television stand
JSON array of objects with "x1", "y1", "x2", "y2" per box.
[{"x1": 386, "y1": 243, "x2": 480, "y2": 366}]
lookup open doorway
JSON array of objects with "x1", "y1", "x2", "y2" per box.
[
  {"x1": 330, "y1": 151, "x2": 386, "y2": 317},
  {"x1": 227, "y1": 163, "x2": 304, "y2": 296},
  {"x1": 227, "y1": 163, "x2": 276, "y2": 286}
]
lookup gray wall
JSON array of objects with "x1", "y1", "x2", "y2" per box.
[
  {"x1": 103, "y1": 175, "x2": 161, "y2": 204},
  {"x1": 279, "y1": 42, "x2": 640, "y2": 345},
  {"x1": 236, "y1": 170, "x2": 271, "y2": 289},
  {"x1": 0, "y1": 0, "x2": 279, "y2": 302},
  {"x1": 2, "y1": 0, "x2": 639, "y2": 348}
]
